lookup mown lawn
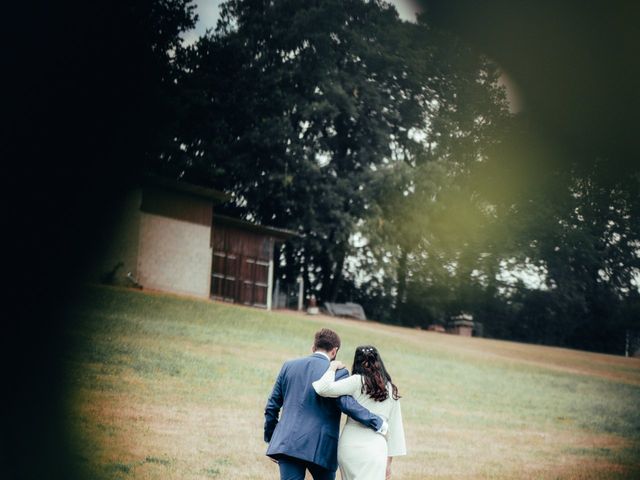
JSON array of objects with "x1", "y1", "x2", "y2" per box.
[{"x1": 62, "y1": 285, "x2": 640, "y2": 479}]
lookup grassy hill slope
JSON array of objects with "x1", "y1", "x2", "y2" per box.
[{"x1": 63, "y1": 286, "x2": 640, "y2": 479}]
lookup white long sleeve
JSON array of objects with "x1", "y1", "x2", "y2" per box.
[
  {"x1": 386, "y1": 398, "x2": 407, "y2": 456},
  {"x1": 312, "y1": 368, "x2": 362, "y2": 397}
]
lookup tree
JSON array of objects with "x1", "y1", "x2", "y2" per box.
[
  {"x1": 358, "y1": 38, "x2": 512, "y2": 325},
  {"x1": 505, "y1": 164, "x2": 640, "y2": 353},
  {"x1": 152, "y1": 0, "x2": 442, "y2": 303}
]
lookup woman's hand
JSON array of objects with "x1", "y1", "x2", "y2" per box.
[
  {"x1": 386, "y1": 457, "x2": 392, "y2": 479},
  {"x1": 329, "y1": 360, "x2": 345, "y2": 371}
]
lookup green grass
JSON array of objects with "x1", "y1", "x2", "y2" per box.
[{"x1": 63, "y1": 285, "x2": 640, "y2": 479}]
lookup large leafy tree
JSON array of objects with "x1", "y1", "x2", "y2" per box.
[
  {"x1": 357, "y1": 40, "x2": 512, "y2": 323},
  {"x1": 154, "y1": 0, "x2": 444, "y2": 302}
]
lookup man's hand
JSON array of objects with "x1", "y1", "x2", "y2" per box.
[
  {"x1": 330, "y1": 360, "x2": 345, "y2": 371},
  {"x1": 376, "y1": 420, "x2": 388, "y2": 436}
]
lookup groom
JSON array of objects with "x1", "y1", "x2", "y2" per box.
[{"x1": 264, "y1": 328, "x2": 387, "y2": 480}]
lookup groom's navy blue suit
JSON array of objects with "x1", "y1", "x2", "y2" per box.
[{"x1": 265, "y1": 352, "x2": 383, "y2": 479}]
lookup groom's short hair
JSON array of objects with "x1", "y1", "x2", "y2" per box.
[{"x1": 314, "y1": 328, "x2": 341, "y2": 351}]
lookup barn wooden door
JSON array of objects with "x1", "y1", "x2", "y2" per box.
[
  {"x1": 211, "y1": 251, "x2": 238, "y2": 302},
  {"x1": 211, "y1": 223, "x2": 272, "y2": 308},
  {"x1": 240, "y1": 257, "x2": 269, "y2": 307}
]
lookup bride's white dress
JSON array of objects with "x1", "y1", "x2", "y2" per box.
[{"x1": 313, "y1": 369, "x2": 406, "y2": 480}]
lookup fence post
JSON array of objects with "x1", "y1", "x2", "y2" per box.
[
  {"x1": 297, "y1": 274, "x2": 304, "y2": 311},
  {"x1": 266, "y1": 258, "x2": 273, "y2": 310},
  {"x1": 273, "y1": 278, "x2": 280, "y2": 309}
]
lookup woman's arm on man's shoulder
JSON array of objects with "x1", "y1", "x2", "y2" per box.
[{"x1": 312, "y1": 363, "x2": 360, "y2": 397}]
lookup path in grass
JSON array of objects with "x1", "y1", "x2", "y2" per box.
[{"x1": 63, "y1": 286, "x2": 640, "y2": 479}]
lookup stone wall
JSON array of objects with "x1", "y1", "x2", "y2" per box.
[{"x1": 137, "y1": 211, "x2": 213, "y2": 298}]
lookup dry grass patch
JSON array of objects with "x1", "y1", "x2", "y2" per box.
[{"x1": 63, "y1": 286, "x2": 640, "y2": 479}]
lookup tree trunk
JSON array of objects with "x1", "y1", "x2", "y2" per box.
[{"x1": 328, "y1": 243, "x2": 347, "y2": 303}]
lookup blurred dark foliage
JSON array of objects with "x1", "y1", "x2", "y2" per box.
[
  {"x1": 3, "y1": 1, "x2": 196, "y2": 478},
  {"x1": 420, "y1": 0, "x2": 640, "y2": 177},
  {"x1": 385, "y1": 0, "x2": 640, "y2": 352}
]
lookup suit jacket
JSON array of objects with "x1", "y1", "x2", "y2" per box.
[{"x1": 264, "y1": 353, "x2": 383, "y2": 471}]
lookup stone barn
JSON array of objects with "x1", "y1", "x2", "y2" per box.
[{"x1": 94, "y1": 176, "x2": 294, "y2": 308}]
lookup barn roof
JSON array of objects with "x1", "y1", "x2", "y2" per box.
[
  {"x1": 213, "y1": 214, "x2": 297, "y2": 240},
  {"x1": 144, "y1": 175, "x2": 230, "y2": 203},
  {"x1": 144, "y1": 175, "x2": 295, "y2": 240}
]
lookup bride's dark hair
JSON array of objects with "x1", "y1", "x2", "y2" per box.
[{"x1": 352, "y1": 345, "x2": 400, "y2": 402}]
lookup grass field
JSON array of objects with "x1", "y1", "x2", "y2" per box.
[{"x1": 62, "y1": 285, "x2": 640, "y2": 479}]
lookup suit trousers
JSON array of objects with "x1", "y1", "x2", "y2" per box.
[{"x1": 277, "y1": 455, "x2": 335, "y2": 480}]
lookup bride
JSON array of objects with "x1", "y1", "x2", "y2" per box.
[{"x1": 312, "y1": 345, "x2": 406, "y2": 480}]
